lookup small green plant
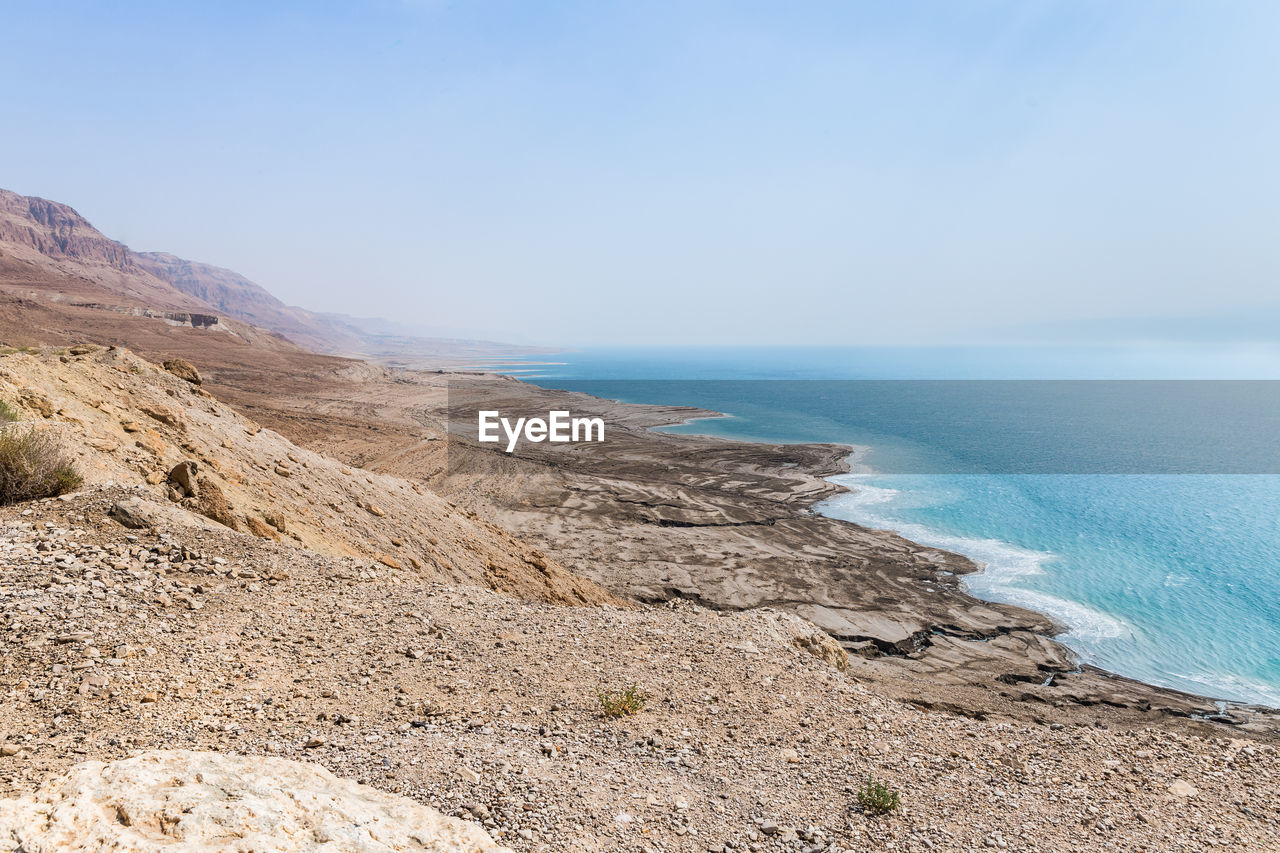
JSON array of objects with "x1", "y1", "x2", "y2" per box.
[
  {"x1": 597, "y1": 684, "x2": 647, "y2": 718},
  {"x1": 0, "y1": 425, "x2": 82, "y2": 505},
  {"x1": 856, "y1": 777, "x2": 900, "y2": 815},
  {"x1": 0, "y1": 400, "x2": 19, "y2": 423}
]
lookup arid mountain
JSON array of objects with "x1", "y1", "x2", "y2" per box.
[
  {"x1": 0, "y1": 189, "x2": 202, "y2": 313},
  {"x1": 133, "y1": 251, "x2": 371, "y2": 354},
  {"x1": 0, "y1": 187, "x2": 544, "y2": 365}
]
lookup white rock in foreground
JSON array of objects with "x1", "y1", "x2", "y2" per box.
[{"x1": 0, "y1": 750, "x2": 511, "y2": 852}]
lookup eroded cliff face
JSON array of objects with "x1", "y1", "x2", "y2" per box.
[
  {"x1": 0, "y1": 187, "x2": 371, "y2": 355},
  {"x1": 0, "y1": 190, "x2": 211, "y2": 314},
  {"x1": 0, "y1": 192, "x2": 135, "y2": 271},
  {"x1": 0, "y1": 187, "x2": 543, "y2": 367}
]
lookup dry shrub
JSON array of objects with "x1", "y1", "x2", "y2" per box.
[
  {"x1": 856, "y1": 777, "x2": 901, "y2": 815},
  {"x1": 597, "y1": 684, "x2": 647, "y2": 718},
  {"x1": 0, "y1": 425, "x2": 82, "y2": 505}
]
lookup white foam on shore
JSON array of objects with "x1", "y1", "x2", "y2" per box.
[
  {"x1": 1168, "y1": 669, "x2": 1280, "y2": 709},
  {"x1": 822, "y1": 473, "x2": 1130, "y2": 644}
]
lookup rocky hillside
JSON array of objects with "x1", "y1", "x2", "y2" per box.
[
  {"x1": 0, "y1": 486, "x2": 1273, "y2": 851},
  {"x1": 0, "y1": 346, "x2": 612, "y2": 605},
  {"x1": 0, "y1": 187, "x2": 361, "y2": 351}
]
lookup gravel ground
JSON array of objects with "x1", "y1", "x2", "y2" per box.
[{"x1": 0, "y1": 487, "x2": 1275, "y2": 852}]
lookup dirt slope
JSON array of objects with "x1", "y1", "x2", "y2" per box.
[{"x1": 0, "y1": 346, "x2": 613, "y2": 606}]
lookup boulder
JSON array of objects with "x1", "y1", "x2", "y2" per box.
[
  {"x1": 0, "y1": 750, "x2": 511, "y2": 852},
  {"x1": 167, "y1": 460, "x2": 198, "y2": 498},
  {"x1": 161, "y1": 358, "x2": 202, "y2": 385},
  {"x1": 108, "y1": 498, "x2": 222, "y2": 534},
  {"x1": 108, "y1": 500, "x2": 154, "y2": 530},
  {"x1": 194, "y1": 477, "x2": 239, "y2": 531},
  {"x1": 759, "y1": 609, "x2": 851, "y2": 671}
]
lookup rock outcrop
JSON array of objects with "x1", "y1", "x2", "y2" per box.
[{"x1": 0, "y1": 750, "x2": 509, "y2": 852}]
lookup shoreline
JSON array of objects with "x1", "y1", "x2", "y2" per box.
[
  {"x1": 489, "y1": 378, "x2": 1280, "y2": 726},
  {"x1": 212, "y1": 367, "x2": 1280, "y2": 735},
  {"x1": 616, "y1": 404, "x2": 1280, "y2": 713},
  {"x1": 817, "y1": 466, "x2": 1280, "y2": 711}
]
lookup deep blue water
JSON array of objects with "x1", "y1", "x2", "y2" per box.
[{"x1": 515, "y1": 346, "x2": 1280, "y2": 706}]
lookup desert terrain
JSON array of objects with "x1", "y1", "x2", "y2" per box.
[{"x1": 0, "y1": 188, "x2": 1276, "y2": 850}]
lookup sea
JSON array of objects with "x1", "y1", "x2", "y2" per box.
[{"x1": 495, "y1": 344, "x2": 1280, "y2": 707}]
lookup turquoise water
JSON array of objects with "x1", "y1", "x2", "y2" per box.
[
  {"x1": 821, "y1": 474, "x2": 1280, "y2": 706},
  {"x1": 523, "y1": 346, "x2": 1280, "y2": 706}
]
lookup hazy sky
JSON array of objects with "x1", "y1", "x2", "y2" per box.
[{"x1": 4, "y1": 1, "x2": 1279, "y2": 345}]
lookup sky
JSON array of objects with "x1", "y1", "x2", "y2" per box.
[{"x1": 3, "y1": 1, "x2": 1279, "y2": 346}]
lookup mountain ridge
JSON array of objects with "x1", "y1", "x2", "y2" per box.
[{"x1": 0, "y1": 187, "x2": 542, "y2": 364}]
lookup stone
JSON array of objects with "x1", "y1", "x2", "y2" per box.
[
  {"x1": 167, "y1": 461, "x2": 199, "y2": 498},
  {"x1": 1167, "y1": 779, "x2": 1199, "y2": 798},
  {"x1": 162, "y1": 358, "x2": 202, "y2": 385},
  {"x1": 140, "y1": 405, "x2": 182, "y2": 429},
  {"x1": 195, "y1": 479, "x2": 239, "y2": 531},
  {"x1": 110, "y1": 502, "x2": 150, "y2": 530},
  {"x1": 0, "y1": 750, "x2": 510, "y2": 852},
  {"x1": 244, "y1": 517, "x2": 279, "y2": 540},
  {"x1": 761, "y1": 610, "x2": 850, "y2": 671}
]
